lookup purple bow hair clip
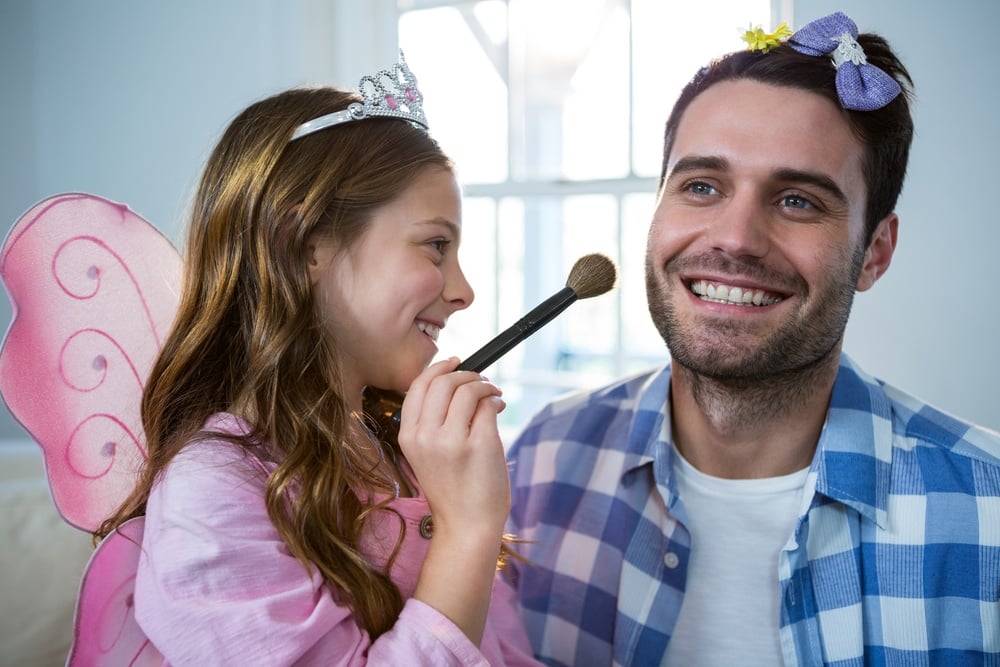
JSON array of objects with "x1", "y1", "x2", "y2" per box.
[{"x1": 788, "y1": 11, "x2": 901, "y2": 111}]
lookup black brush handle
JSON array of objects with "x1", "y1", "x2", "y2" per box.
[
  {"x1": 388, "y1": 285, "x2": 578, "y2": 427},
  {"x1": 457, "y1": 286, "x2": 577, "y2": 372}
]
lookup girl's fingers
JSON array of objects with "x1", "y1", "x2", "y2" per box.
[
  {"x1": 401, "y1": 364, "x2": 501, "y2": 437},
  {"x1": 437, "y1": 376, "x2": 500, "y2": 419},
  {"x1": 466, "y1": 396, "x2": 506, "y2": 449},
  {"x1": 398, "y1": 357, "x2": 460, "y2": 428}
]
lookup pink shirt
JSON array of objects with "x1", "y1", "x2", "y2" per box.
[{"x1": 135, "y1": 414, "x2": 539, "y2": 666}]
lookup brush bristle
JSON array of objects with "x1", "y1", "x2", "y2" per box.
[{"x1": 566, "y1": 253, "x2": 617, "y2": 299}]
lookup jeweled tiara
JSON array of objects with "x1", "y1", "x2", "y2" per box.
[{"x1": 290, "y1": 50, "x2": 428, "y2": 141}]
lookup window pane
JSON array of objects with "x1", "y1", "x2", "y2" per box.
[
  {"x1": 559, "y1": 4, "x2": 631, "y2": 180},
  {"x1": 399, "y1": 4, "x2": 509, "y2": 183},
  {"x1": 622, "y1": 192, "x2": 666, "y2": 367},
  {"x1": 560, "y1": 195, "x2": 619, "y2": 361},
  {"x1": 437, "y1": 196, "x2": 498, "y2": 360},
  {"x1": 631, "y1": 0, "x2": 771, "y2": 176},
  {"x1": 508, "y1": 0, "x2": 630, "y2": 181}
]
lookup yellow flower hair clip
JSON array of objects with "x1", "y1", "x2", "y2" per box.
[{"x1": 741, "y1": 21, "x2": 793, "y2": 53}]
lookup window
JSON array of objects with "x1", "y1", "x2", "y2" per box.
[{"x1": 397, "y1": 0, "x2": 772, "y2": 433}]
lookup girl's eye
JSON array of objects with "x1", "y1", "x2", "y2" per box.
[{"x1": 428, "y1": 238, "x2": 450, "y2": 254}]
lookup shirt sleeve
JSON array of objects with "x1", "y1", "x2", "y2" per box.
[
  {"x1": 478, "y1": 573, "x2": 542, "y2": 666},
  {"x1": 134, "y1": 438, "x2": 489, "y2": 666}
]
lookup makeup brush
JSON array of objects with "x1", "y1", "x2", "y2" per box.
[
  {"x1": 373, "y1": 252, "x2": 618, "y2": 435},
  {"x1": 457, "y1": 252, "x2": 618, "y2": 372}
]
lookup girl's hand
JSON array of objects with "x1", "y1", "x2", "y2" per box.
[
  {"x1": 397, "y1": 357, "x2": 510, "y2": 645},
  {"x1": 397, "y1": 357, "x2": 510, "y2": 537}
]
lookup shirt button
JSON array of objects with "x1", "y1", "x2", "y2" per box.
[
  {"x1": 663, "y1": 552, "x2": 679, "y2": 569},
  {"x1": 419, "y1": 514, "x2": 434, "y2": 539}
]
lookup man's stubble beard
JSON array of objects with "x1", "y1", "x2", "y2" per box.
[{"x1": 645, "y1": 243, "x2": 866, "y2": 427}]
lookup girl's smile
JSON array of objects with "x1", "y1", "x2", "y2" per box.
[{"x1": 308, "y1": 166, "x2": 473, "y2": 405}]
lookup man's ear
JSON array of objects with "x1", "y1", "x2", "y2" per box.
[{"x1": 856, "y1": 213, "x2": 898, "y2": 292}]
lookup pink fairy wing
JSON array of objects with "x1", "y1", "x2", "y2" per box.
[
  {"x1": 0, "y1": 193, "x2": 182, "y2": 531},
  {"x1": 0, "y1": 194, "x2": 178, "y2": 664},
  {"x1": 68, "y1": 517, "x2": 163, "y2": 666}
]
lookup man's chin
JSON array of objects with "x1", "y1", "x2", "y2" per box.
[
  {"x1": 669, "y1": 354, "x2": 764, "y2": 383},
  {"x1": 666, "y1": 337, "x2": 787, "y2": 381}
]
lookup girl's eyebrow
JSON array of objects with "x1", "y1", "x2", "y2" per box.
[{"x1": 416, "y1": 218, "x2": 461, "y2": 236}]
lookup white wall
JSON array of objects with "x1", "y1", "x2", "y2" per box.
[
  {"x1": 0, "y1": 0, "x2": 397, "y2": 439},
  {"x1": 793, "y1": 0, "x2": 999, "y2": 431},
  {"x1": 0, "y1": 0, "x2": 398, "y2": 243},
  {"x1": 0, "y1": 0, "x2": 996, "y2": 439}
]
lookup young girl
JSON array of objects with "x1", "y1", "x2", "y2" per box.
[{"x1": 94, "y1": 59, "x2": 540, "y2": 665}]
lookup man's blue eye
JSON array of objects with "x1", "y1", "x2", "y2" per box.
[{"x1": 782, "y1": 196, "x2": 812, "y2": 209}]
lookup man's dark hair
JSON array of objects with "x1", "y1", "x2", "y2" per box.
[{"x1": 660, "y1": 36, "x2": 914, "y2": 244}]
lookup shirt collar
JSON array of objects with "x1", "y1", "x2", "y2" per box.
[
  {"x1": 620, "y1": 365, "x2": 678, "y2": 506},
  {"x1": 811, "y1": 354, "x2": 894, "y2": 528},
  {"x1": 621, "y1": 355, "x2": 894, "y2": 528}
]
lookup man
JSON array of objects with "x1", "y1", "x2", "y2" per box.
[{"x1": 504, "y1": 12, "x2": 1000, "y2": 666}]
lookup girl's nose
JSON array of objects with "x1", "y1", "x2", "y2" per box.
[{"x1": 444, "y1": 262, "x2": 474, "y2": 311}]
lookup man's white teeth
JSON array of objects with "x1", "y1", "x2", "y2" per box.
[
  {"x1": 690, "y1": 280, "x2": 782, "y2": 306},
  {"x1": 417, "y1": 321, "x2": 441, "y2": 341}
]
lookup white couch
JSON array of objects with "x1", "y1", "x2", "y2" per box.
[{"x1": 0, "y1": 441, "x2": 94, "y2": 667}]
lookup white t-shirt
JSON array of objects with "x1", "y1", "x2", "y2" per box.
[{"x1": 663, "y1": 445, "x2": 808, "y2": 667}]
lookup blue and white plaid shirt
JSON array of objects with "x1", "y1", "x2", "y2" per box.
[{"x1": 505, "y1": 355, "x2": 1000, "y2": 666}]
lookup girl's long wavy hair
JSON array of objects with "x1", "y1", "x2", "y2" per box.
[{"x1": 96, "y1": 87, "x2": 456, "y2": 637}]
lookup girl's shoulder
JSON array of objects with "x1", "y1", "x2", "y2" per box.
[{"x1": 166, "y1": 413, "x2": 275, "y2": 486}]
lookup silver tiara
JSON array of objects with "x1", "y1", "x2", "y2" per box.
[{"x1": 290, "y1": 50, "x2": 428, "y2": 141}]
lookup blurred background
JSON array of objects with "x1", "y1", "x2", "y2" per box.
[{"x1": 1, "y1": 0, "x2": 997, "y2": 442}]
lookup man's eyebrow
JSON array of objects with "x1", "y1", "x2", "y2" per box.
[
  {"x1": 773, "y1": 168, "x2": 848, "y2": 204},
  {"x1": 667, "y1": 155, "x2": 849, "y2": 205},
  {"x1": 666, "y1": 155, "x2": 729, "y2": 178}
]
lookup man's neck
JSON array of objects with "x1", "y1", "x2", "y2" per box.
[{"x1": 669, "y1": 349, "x2": 841, "y2": 479}]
